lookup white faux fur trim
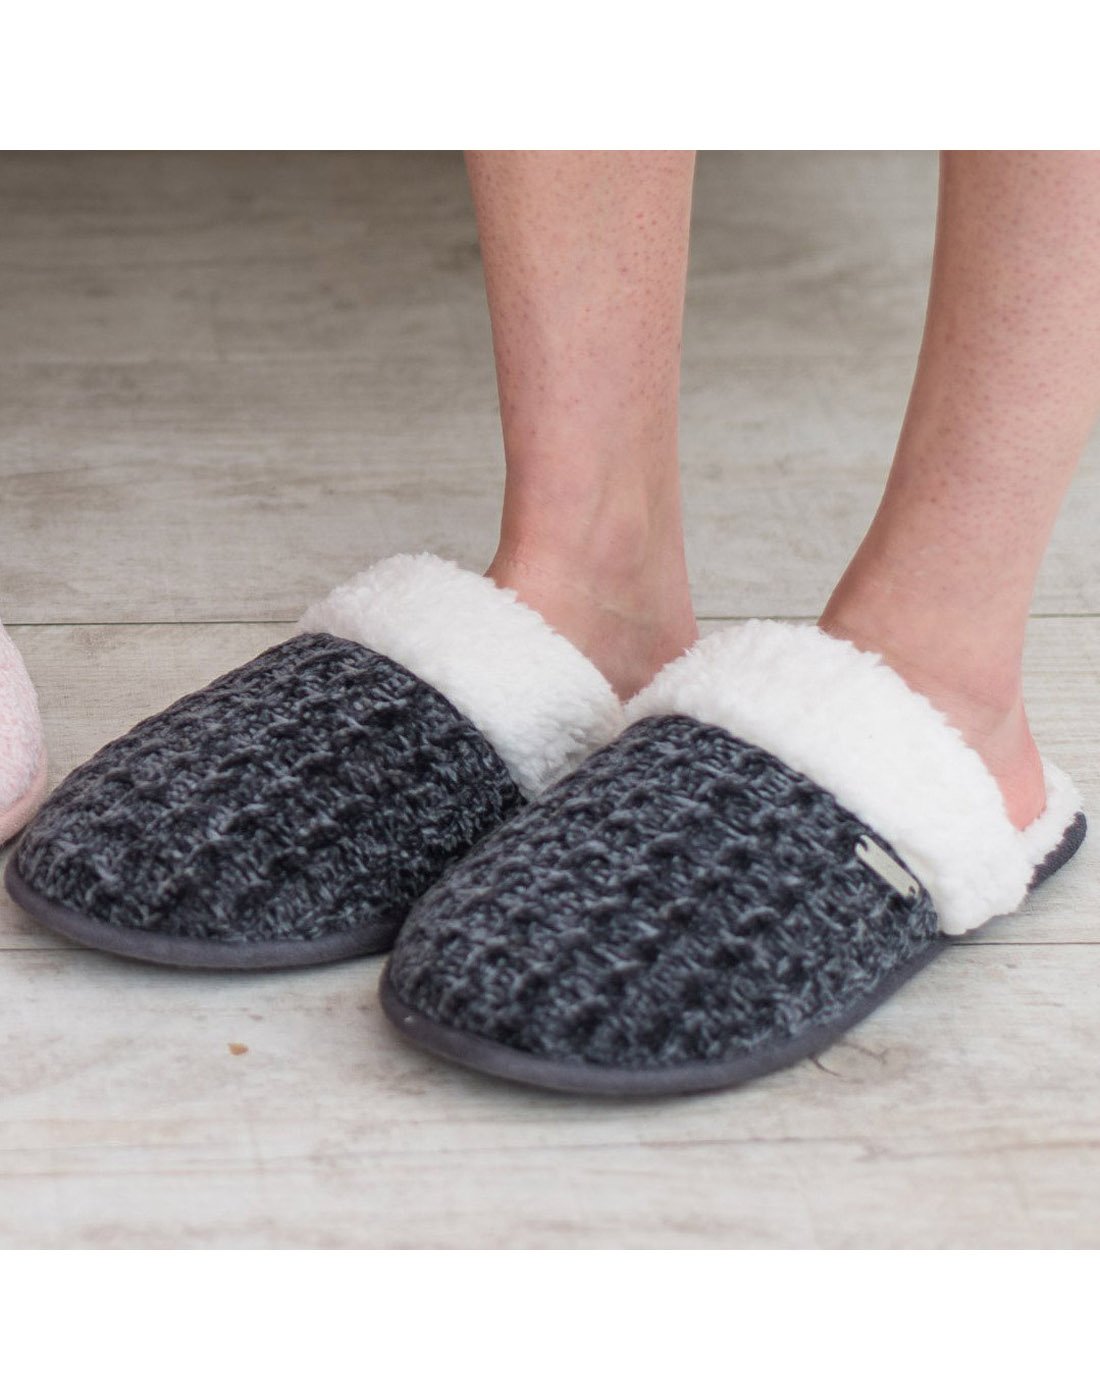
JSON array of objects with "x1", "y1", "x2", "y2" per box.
[
  {"x1": 298, "y1": 554, "x2": 622, "y2": 798},
  {"x1": 626, "y1": 621, "x2": 1082, "y2": 936}
]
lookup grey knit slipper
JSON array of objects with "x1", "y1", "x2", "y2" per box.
[
  {"x1": 5, "y1": 556, "x2": 620, "y2": 969},
  {"x1": 381, "y1": 621, "x2": 1086, "y2": 1096}
]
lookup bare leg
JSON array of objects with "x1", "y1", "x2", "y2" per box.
[
  {"x1": 468, "y1": 151, "x2": 698, "y2": 699},
  {"x1": 821, "y1": 152, "x2": 1100, "y2": 827}
]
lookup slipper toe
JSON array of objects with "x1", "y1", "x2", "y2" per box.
[
  {"x1": 10, "y1": 634, "x2": 521, "y2": 966},
  {"x1": 7, "y1": 556, "x2": 620, "y2": 968},
  {"x1": 383, "y1": 717, "x2": 944, "y2": 1094}
]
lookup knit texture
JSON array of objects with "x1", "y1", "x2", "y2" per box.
[
  {"x1": 626, "y1": 619, "x2": 1083, "y2": 935},
  {"x1": 15, "y1": 633, "x2": 522, "y2": 947},
  {"x1": 387, "y1": 715, "x2": 943, "y2": 1071},
  {"x1": 300, "y1": 554, "x2": 623, "y2": 798}
]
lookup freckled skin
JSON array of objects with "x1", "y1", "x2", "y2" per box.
[
  {"x1": 466, "y1": 151, "x2": 699, "y2": 700},
  {"x1": 822, "y1": 152, "x2": 1100, "y2": 827},
  {"x1": 467, "y1": 151, "x2": 1098, "y2": 827}
]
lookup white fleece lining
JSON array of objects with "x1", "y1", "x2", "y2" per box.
[
  {"x1": 298, "y1": 554, "x2": 622, "y2": 799},
  {"x1": 626, "y1": 621, "x2": 1082, "y2": 936}
]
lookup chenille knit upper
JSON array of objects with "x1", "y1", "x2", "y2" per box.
[
  {"x1": 387, "y1": 715, "x2": 943, "y2": 1070},
  {"x1": 16, "y1": 633, "x2": 521, "y2": 948}
]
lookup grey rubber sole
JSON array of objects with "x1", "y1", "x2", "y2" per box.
[
  {"x1": 380, "y1": 939, "x2": 948, "y2": 1097},
  {"x1": 379, "y1": 811, "x2": 1087, "y2": 1098},
  {"x1": 3, "y1": 860, "x2": 399, "y2": 970}
]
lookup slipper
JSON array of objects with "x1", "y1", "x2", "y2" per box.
[
  {"x1": 381, "y1": 621, "x2": 1086, "y2": 1097},
  {"x1": 5, "y1": 556, "x2": 621, "y2": 969},
  {"x1": 0, "y1": 620, "x2": 47, "y2": 847}
]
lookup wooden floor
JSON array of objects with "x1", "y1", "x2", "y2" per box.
[{"x1": 1, "y1": 152, "x2": 1097, "y2": 1248}]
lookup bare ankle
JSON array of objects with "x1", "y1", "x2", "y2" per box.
[{"x1": 487, "y1": 519, "x2": 697, "y2": 700}]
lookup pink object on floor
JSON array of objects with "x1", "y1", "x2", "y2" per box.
[{"x1": 0, "y1": 620, "x2": 47, "y2": 845}]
